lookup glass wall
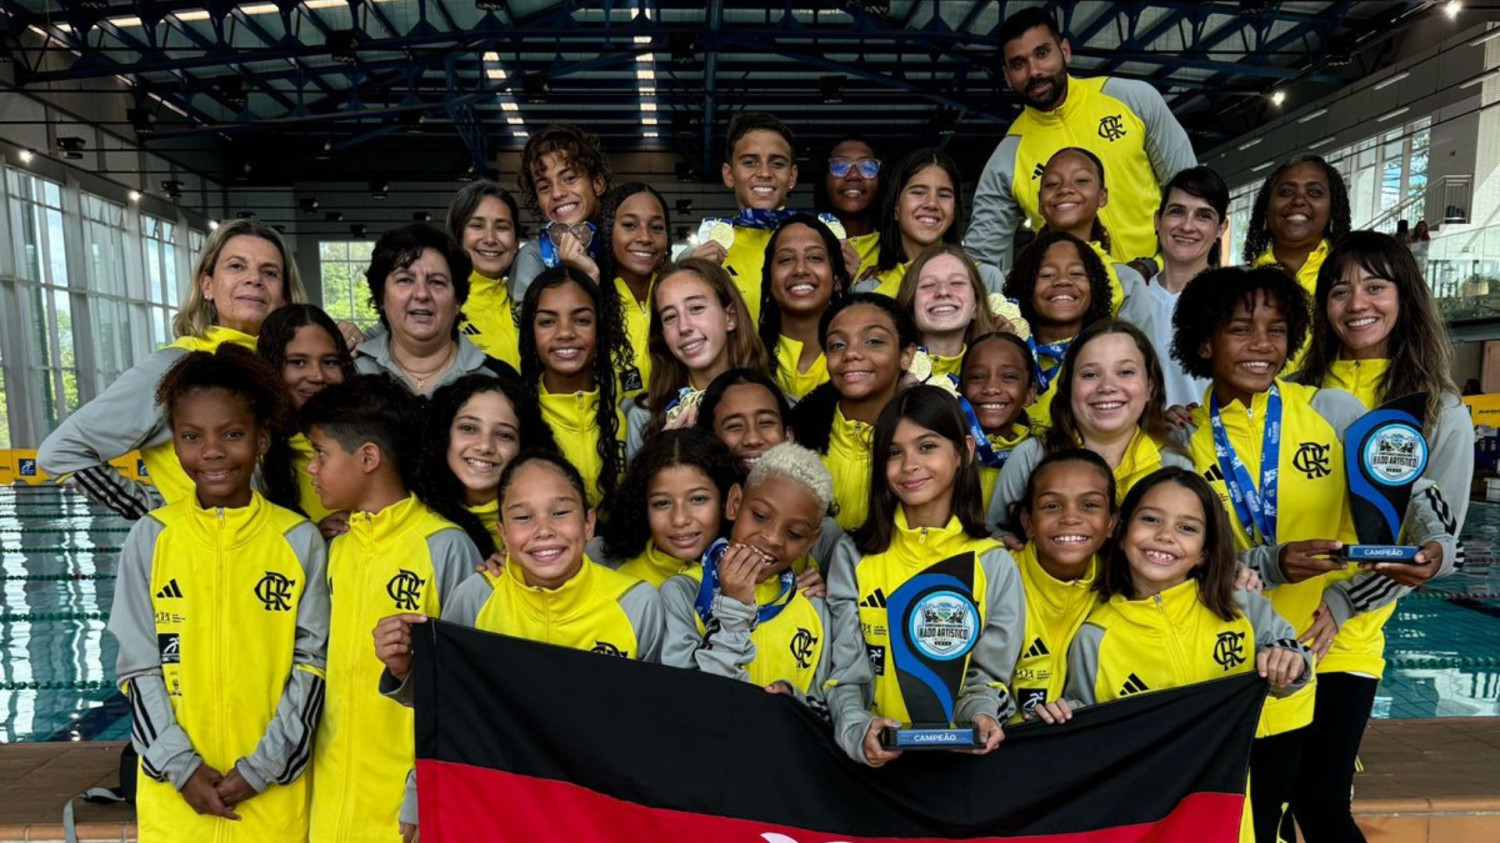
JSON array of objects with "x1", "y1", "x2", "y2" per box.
[
  {"x1": 318, "y1": 240, "x2": 379, "y2": 325},
  {"x1": 0, "y1": 166, "x2": 207, "y2": 446}
]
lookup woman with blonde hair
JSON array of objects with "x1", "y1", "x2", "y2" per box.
[{"x1": 39, "y1": 219, "x2": 305, "y2": 518}]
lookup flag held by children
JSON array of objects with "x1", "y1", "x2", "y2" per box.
[{"x1": 413, "y1": 620, "x2": 1265, "y2": 842}]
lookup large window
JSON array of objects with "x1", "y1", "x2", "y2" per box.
[
  {"x1": 7, "y1": 170, "x2": 78, "y2": 431},
  {"x1": 143, "y1": 215, "x2": 180, "y2": 349},
  {"x1": 319, "y1": 240, "x2": 379, "y2": 325},
  {"x1": 82, "y1": 193, "x2": 136, "y2": 391}
]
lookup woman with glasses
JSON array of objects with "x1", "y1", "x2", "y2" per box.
[{"x1": 818, "y1": 135, "x2": 883, "y2": 278}]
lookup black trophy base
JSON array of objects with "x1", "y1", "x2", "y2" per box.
[
  {"x1": 879, "y1": 725, "x2": 981, "y2": 751},
  {"x1": 1344, "y1": 544, "x2": 1420, "y2": 563}
]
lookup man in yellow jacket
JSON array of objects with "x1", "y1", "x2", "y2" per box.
[{"x1": 967, "y1": 7, "x2": 1197, "y2": 272}]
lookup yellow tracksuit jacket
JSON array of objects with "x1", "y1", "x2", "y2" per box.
[
  {"x1": 824, "y1": 512, "x2": 1027, "y2": 764},
  {"x1": 457, "y1": 271, "x2": 520, "y2": 372},
  {"x1": 310, "y1": 495, "x2": 479, "y2": 842},
  {"x1": 109, "y1": 491, "x2": 329, "y2": 843},
  {"x1": 1009, "y1": 543, "x2": 1099, "y2": 723}
]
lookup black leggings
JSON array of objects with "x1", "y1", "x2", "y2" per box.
[
  {"x1": 1251, "y1": 727, "x2": 1306, "y2": 843},
  {"x1": 1289, "y1": 672, "x2": 1379, "y2": 842}
]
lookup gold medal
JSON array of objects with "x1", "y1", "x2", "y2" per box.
[
  {"x1": 818, "y1": 212, "x2": 847, "y2": 240},
  {"x1": 989, "y1": 293, "x2": 1030, "y2": 340},
  {"x1": 908, "y1": 348, "x2": 933, "y2": 383},
  {"x1": 698, "y1": 219, "x2": 735, "y2": 250}
]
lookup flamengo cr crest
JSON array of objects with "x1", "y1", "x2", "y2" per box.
[
  {"x1": 1098, "y1": 114, "x2": 1127, "y2": 141},
  {"x1": 1213, "y1": 631, "x2": 1246, "y2": 670},
  {"x1": 254, "y1": 572, "x2": 295, "y2": 611},
  {"x1": 387, "y1": 569, "x2": 426, "y2": 611}
]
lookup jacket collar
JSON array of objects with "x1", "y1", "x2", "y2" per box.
[{"x1": 347, "y1": 494, "x2": 425, "y2": 546}]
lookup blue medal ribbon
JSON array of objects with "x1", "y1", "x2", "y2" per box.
[
  {"x1": 539, "y1": 220, "x2": 599, "y2": 269},
  {"x1": 1209, "y1": 384, "x2": 1281, "y2": 546},
  {"x1": 955, "y1": 389, "x2": 1019, "y2": 469},
  {"x1": 731, "y1": 208, "x2": 795, "y2": 230},
  {"x1": 694, "y1": 538, "x2": 796, "y2": 626},
  {"x1": 1026, "y1": 336, "x2": 1070, "y2": 393}
]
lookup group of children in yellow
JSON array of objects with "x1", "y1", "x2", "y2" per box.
[{"x1": 40, "y1": 109, "x2": 1469, "y2": 843}]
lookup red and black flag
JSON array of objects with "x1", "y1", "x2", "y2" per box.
[{"x1": 413, "y1": 620, "x2": 1265, "y2": 842}]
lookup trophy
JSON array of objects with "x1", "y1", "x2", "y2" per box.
[
  {"x1": 878, "y1": 552, "x2": 983, "y2": 750},
  {"x1": 1344, "y1": 392, "x2": 1429, "y2": 562}
]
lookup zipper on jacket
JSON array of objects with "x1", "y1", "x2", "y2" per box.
[
  {"x1": 1153, "y1": 593, "x2": 1192, "y2": 681},
  {"x1": 214, "y1": 507, "x2": 227, "y2": 843}
]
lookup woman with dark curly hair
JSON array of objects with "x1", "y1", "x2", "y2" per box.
[
  {"x1": 518, "y1": 265, "x2": 630, "y2": 510},
  {"x1": 1001, "y1": 230, "x2": 1114, "y2": 429},
  {"x1": 1242, "y1": 155, "x2": 1351, "y2": 370}
]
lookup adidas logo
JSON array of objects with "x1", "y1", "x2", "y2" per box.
[
  {"x1": 461, "y1": 323, "x2": 481, "y2": 336},
  {"x1": 1031, "y1": 162, "x2": 1046, "y2": 179},
  {"x1": 859, "y1": 589, "x2": 888, "y2": 609},
  {"x1": 1022, "y1": 637, "x2": 1050, "y2": 659},
  {"x1": 1119, "y1": 672, "x2": 1150, "y2": 696},
  {"x1": 155, "y1": 579, "x2": 184, "y2": 599},
  {"x1": 1203, "y1": 464, "x2": 1225, "y2": 483}
]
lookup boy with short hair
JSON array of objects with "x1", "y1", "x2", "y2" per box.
[
  {"x1": 660, "y1": 442, "x2": 836, "y2": 713},
  {"x1": 691, "y1": 112, "x2": 800, "y2": 324},
  {"x1": 302, "y1": 374, "x2": 479, "y2": 842}
]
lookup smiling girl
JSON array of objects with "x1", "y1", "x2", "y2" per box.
[
  {"x1": 988, "y1": 320, "x2": 1190, "y2": 542},
  {"x1": 420, "y1": 373, "x2": 558, "y2": 558},
  {"x1": 1007, "y1": 449, "x2": 1115, "y2": 723},
  {"x1": 630, "y1": 259, "x2": 770, "y2": 451},
  {"x1": 1062, "y1": 467, "x2": 1312, "y2": 842},
  {"x1": 896, "y1": 243, "x2": 1008, "y2": 379},
  {"x1": 1291, "y1": 231, "x2": 1470, "y2": 842},
  {"x1": 597, "y1": 182, "x2": 672, "y2": 398},
  {"x1": 789, "y1": 294, "x2": 918, "y2": 532},
  {"x1": 960, "y1": 333, "x2": 1038, "y2": 511},
  {"x1": 1035, "y1": 147, "x2": 1151, "y2": 332},
  {"x1": 818, "y1": 135, "x2": 883, "y2": 275},
  {"x1": 255, "y1": 304, "x2": 356, "y2": 527},
  {"x1": 519, "y1": 266, "x2": 628, "y2": 509},
  {"x1": 1002, "y1": 230, "x2": 1114, "y2": 430},
  {"x1": 602, "y1": 429, "x2": 741, "y2": 586},
  {"x1": 859, "y1": 149, "x2": 1003, "y2": 298},
  {"x1": 825, "y1": 386, "x2": 1023, "y2": 766},
  {"x1": 759, "y1": 214, "x2": 852, "y2": 399}
]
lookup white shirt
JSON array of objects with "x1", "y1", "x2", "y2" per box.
[{"x1": 1148, "y1": 278, "x2": 1211, "y2": 408}]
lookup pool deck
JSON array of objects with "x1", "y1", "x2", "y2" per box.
[{"x1": 0, "y1": 720, "x2": 1495, "y2": 842}]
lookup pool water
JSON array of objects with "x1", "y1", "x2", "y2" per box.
[{"x1": 1, "y1": 485, "x2": 1498, "y2": 742}]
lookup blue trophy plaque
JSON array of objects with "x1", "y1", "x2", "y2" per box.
[{"x1": 1344, "y1": 392, "x2": 1429, "y2": 562}]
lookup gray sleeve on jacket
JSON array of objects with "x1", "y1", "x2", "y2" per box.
[
  {"x1": 238, "y1": 520, "x2": 330, "y2": 792},
  {"x1": 1236, "y1": 587, "x2": 1313, "y2": 697},
  {"x1": 954, "y1": 546, "x2": 1026, "y2": 725},
  {"x1": 109, "y1": 516, "x2": 204, "y2": 789},
  {"x1": 824, "y1": 536, "x2": 877, "y2": 764},
  {"x1": 965, "y1": 135, "x2": 1024, "y2": 272},
  {"x1": 978, "y1": 262, "x2": 1008, "y2": 297},
  {"x1": 400, "y1": 771, "x2": 418, "y2": 827},
  {"x1": 987, "y1": 438, "x2": 1042, "y2": 538},
  {"x1": 625, "y1": 399, "x2": 649, "y2": 461},
  {"x1": 658, "y1": 575, "x2": 706, "y2": 670},
  {"x1": 1101, "y1": 77, "x2": 1198, "y2": 185},
  {"x1": 1320, "y1": 477, "x2": 1458, "y2": 627},
  {"x1": 510, "y1": 240, "x2": 546, "y2": 304},
  {"x1": 621, "y1": 580, "x2": 666, "y2": 662},
  {"x1": 1062, "y1": 622, "x2": 1105, "y2": 708},
  {"x1": 1113, "y1": 262, "x2": 1156, "y2": 338},
  {"x1": 38, "y1": 348, "x2": 184, "y2": 518},
  {"x1": 428, "y1": 529, "x2": 483, "y2": 606},
  {"x1": 809, "y1": 516, "x2": 844, "y2": 573},
  {"x1": 693, "y1": 592, "x2": 759, "y2": 681}
]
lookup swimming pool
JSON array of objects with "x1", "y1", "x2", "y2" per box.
[{"x1": 1, "y1": 484, "x2": 1497, "y2": 742}]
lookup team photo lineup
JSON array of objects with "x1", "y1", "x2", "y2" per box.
[{"x1": 31, "y1": 7, "x2": 1473, "y2": 843}]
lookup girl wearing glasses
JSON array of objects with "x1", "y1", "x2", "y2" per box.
[{"x1": 819, "y1": 135, "x2": 883, "y2": 278}]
